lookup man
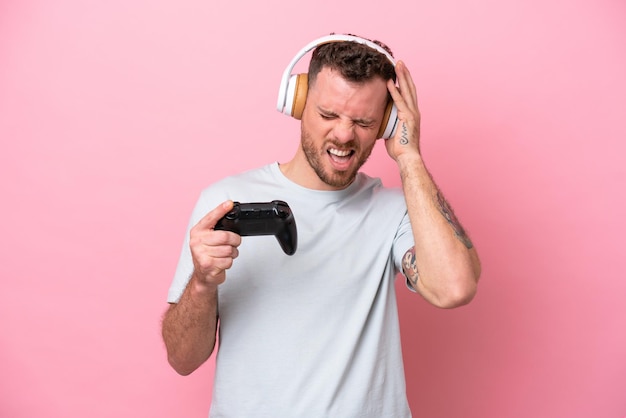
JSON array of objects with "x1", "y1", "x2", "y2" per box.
[{"x1": 162, "y1": 34, "x2": 481, "y2": 417}]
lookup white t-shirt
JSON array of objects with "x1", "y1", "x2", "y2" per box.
[{"x1": 169, "y1": 163, "x2": 415, "y2": 418}]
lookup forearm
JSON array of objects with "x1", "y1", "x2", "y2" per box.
[
  {"x1": 398, "y1": 153, "x2": 481, "y2": 308},
  {"x1": 162, "y1": 272, "x2": 219, "y2": 375}
]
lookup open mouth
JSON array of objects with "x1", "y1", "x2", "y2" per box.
[{"x1": 328, "y1": 147, "x2": 355, "y2": 165}]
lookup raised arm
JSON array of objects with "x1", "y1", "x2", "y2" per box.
[
  {"x1": 386, "y1": 61, "x2": 481, "y2": 308},
  {"x1": 162, "y1": 201, "x2": 241, "y2": 375}
]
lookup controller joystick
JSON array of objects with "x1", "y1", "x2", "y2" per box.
[{"x1": 214, "y1": 200, "x2": 298, "y2": 255}]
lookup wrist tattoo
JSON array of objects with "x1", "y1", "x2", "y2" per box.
[
  {"x1": 402, "y1": 247, "x2": 419, "y2": 287},
  {"x1": 435, "y1": 190, "x2": 474, "y2": 249},
  {"x1": 399, "y1": 122, "x2": 409, "y2": 145}
]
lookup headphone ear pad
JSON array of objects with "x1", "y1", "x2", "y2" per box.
[
  {"x1": 291, "y1": 74, "x2": 308, "y2": 120},
  {"x1": 378, "y1": 101, "x2": 399, "y2": 139},
  {"x1": 284, "y1": 74, "x2": 309, "y2": 120}
]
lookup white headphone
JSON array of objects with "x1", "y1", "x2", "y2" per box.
[{"x1": 276, "y1": 34, "x2": 399, "y2": 139}]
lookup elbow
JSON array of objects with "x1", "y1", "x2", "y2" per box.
[
  {"x1": 167, "y1": 353, "x2": 204, "y2": 376},
  {"x1": 437, "y1": 280, "x2": 478, "y2": 309},
  {"x1": 438, "y1": 253, "x2": 481, "y2": 308},
  {"x1": 421, "y1": 248, "x2": 481, "y2": 309},
  {"x1": 427, "y1": 270, "x2": 479, "y2": 309},
  {"x1": 163, "y1": 334, "x2": 213, "y2": 376}
]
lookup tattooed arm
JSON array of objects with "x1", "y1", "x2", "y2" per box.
[
  {"x1": 386, "y1": 61, "x2": 481, "y2": 308},
  {"x1": 398, "y1": 156, "x2": 481, "y2": 308}
]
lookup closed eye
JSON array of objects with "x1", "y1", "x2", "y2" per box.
[
  {"x1": 355, "y1": 120, "x2": 375, "y2": 129},
  {"x1": 319, "y1": 112, "x2": 337, "y2": 120},
  {"x1": 317, "y1": 107, "x2": 375, "y2": 129}
]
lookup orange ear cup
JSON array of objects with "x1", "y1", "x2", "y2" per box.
[
  {"x1": 291, "y1": 74, "x2": 309, "y2": 120},
  {"x1": 377, "y1": 101, "x2": 393, "y2": 139}
]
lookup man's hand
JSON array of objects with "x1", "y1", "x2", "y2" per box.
[
  {"x1": 189, "y1": 200, "x2": 242, "y2": 288},
  {"x1": 385, "y1": 60, "x2": 422, "y2": 161}
]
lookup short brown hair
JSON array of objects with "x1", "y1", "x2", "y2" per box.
[{"x1": 308, "y1": 34, "x2": 396, "y2": 87}]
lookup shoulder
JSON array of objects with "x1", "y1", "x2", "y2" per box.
[
  {"x1": 188, "y1": 164, "x2": 274, "y2": 224},
  {"x1": 355, "y1": 172, "x2": 405, "y2": 204},
  {"x1": 199, "y1": 164, "x2": 275, "y2": 197}
]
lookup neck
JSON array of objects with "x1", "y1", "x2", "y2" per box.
[{"x1": 279, "y1": 149, "x2": 350, "y2": 191}]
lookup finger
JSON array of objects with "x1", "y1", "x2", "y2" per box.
[
  {"x1": 387, "y1": 78, "x2": 406, "y2": 109},
  {"x1": 191, "y1": 238, "x2": 240, "y2": 274},
  {"x1": 395, "y1": 61, "x2": 418, "y2": 114},
  {"x1": 209, "y1": 243, "x2": 239, "y2": 263},
  {"x1": 196, "y1": 200, "x2": 235, "y2": 230},
  {"x1": 199, "y1": 229, "x2": 242, "y2": 249},
  {"x1": 197, "y1": 250, "x2": 236, "y2": 271},
  {"x1": 190, "y1": 228, "x2": 242, "y2": 254},
  {"x1": 387, "y1": 78, "x2": 417, "y2": 131},
  {"x1": 387, "y1": 69, "x2": 414, "y2": 115}
]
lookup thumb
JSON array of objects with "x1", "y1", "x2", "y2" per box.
[{"x1": 196, "y1": 200, "x2": 235, "y2": 230}]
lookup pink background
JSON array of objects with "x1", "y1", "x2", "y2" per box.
[{"x1": 1, "y1": 0, "x2": 625, "y2": 417}]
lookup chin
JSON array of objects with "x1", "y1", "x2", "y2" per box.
[{"x1": 319, "y1": 168, "x2": 357, "y2": 189}]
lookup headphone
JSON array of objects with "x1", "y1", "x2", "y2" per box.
[{"x1": 276, "y1": 34, "x2": 399, "y2": 139}]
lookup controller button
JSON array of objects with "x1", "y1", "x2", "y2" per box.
[
  {"x1": 225, "y1": 209, "x2": 239, "y2": 220},
  {"x1": 275, "y1": 207, "x2": 289, "y2": 218}
]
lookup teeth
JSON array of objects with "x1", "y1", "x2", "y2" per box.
[{"x1": 329, "y1": 148, "x2": 351, "y2": 157}]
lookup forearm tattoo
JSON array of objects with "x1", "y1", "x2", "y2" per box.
[
  {"x1": 435, "y1": 190, "x2": 474, "y2": 249},
  {"x1": 402, "y1": 247, "x2": 419, "y2": 287}
]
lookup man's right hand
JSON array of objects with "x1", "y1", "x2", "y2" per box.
[{"x1": 189, "y1": 200, "x2": 242, "y2": 288}]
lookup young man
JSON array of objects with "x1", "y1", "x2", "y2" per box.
[{"x1": 163, "y1": 34, "x2": 481, "y2": 417}]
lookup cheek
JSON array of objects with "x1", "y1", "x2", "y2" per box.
[
  {"x1": 363, "y1": 137, "x2": 379, "y2": 158},
  {"x1": 355, "y1": 125, "x2": 380, "y2": 141},
  {"x1": 303, "y1": 118, "x2": 332, "y2": 142},
  {"x1": 358, "y1": 132, "x2": 379, "y2": 150}
]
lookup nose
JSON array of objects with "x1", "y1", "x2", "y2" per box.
[{"x1": 331, "y1": 119, "x2": 356, "y2": 143}]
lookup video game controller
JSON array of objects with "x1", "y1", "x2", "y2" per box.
[{"x1": 214, "y1": 200, "x2": 298, "y2": 255}]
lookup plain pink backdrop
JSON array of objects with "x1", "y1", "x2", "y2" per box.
[{"x1": 1, "y1": 0, "x2": 624, "y2": 417}]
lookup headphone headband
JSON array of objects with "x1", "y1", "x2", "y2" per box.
[
  {"x1": 276, "y1": 34, "x2": 396, "y2": 113},
  {"x1": 276, "y1": 34, "x2": 399, "y2": 139}
]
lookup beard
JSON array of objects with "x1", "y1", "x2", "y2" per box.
[{"x1": 300, "y1": 123, "x2": 376, "y2": 189}]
